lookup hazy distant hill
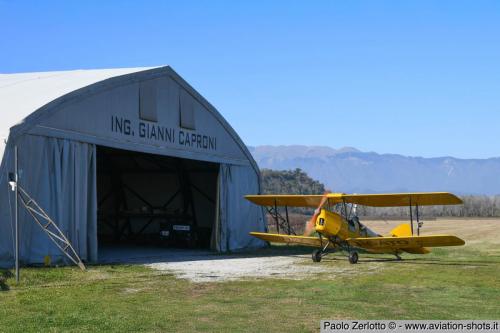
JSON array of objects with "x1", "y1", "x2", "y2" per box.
[{"x1": 249, "y1": 145, "x2": 500, "y2": 195}]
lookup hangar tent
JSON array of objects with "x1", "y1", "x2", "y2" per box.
[{"x1": 0, "y1": 66, "x2": 266, "y2": 267}]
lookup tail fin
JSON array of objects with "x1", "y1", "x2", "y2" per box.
[
  {"x1": 389, "y1": 223, "x2": 433, "y2": 254},
  {"x1": 390, "y1": 224, "x2": 412, "y2": 237}
]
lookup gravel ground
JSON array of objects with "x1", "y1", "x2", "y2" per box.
[
  {"x1": 147, "y1": 253, "x2": 332, "y2": 282},
  {"x1": 100, "y1": 245, "x2": 333, "y2": 283}
]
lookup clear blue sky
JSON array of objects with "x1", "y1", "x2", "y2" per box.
[{"x1": 2, "y1": 1, "x2": 499, "y2": 158}]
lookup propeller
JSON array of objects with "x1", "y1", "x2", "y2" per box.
[{"x1": 303, "y1": 192, "x2": 330, "y2": 236}]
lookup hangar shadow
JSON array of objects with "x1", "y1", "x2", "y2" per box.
[{"x1": 97, "y1": 244, "x2": 314, "y2": 265}]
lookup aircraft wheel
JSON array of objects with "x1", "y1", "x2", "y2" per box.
[
  {"x1": 348, "y1": 251, "x2": 359, "y2": 264},
  {"x1": 312, "y1": 249, "x2": 322, "y2": 262}
]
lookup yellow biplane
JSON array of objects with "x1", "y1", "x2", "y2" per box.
[{"x1": 246, "y1": 192, "x2": 465, "y2": 264}]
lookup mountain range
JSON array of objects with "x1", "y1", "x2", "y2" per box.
[{"x1": 248, "y1": 145, "x2": 500, "y2": 195}]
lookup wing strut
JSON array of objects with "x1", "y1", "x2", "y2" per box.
[
  {"x1": 17, "y1": 185, "x2": 86, "y2": 270},
  {"x1": 266, "y1": 200, "x2": 295, "y2": 235},
  {"x1": 408, "y1": 199, "x2": 423, "y2": 236},
  {"x1": 416, "y1": 204, "x2": 421, "y2": 236},
  {"x1": 409, "y1": 197, "x2": 414, "y2": 235}
]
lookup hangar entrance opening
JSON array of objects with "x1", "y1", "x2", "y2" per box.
[{"x1": 96, "y1": 146, "x2": 219, "y2": 258}]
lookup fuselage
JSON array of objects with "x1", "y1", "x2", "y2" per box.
[
  {"x1": 314, "y1": 209, "x2": 431, "y2": 254},
  {"x1": 315, "y1": 209, "x2": 380, "y2": 240}
]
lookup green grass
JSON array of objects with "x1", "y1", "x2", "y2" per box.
[{"x1": 0, "y1": 243, "x2": 499, "y2": 333}]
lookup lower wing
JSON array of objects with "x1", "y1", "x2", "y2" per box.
[
  {"x1": 347, "y1": 235, "x2": 465, "y2": 252},
  {"x1": 250, "y1": 232, "x2": 336, "y2": 248}
]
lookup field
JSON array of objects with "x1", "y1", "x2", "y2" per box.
[{"x1": 0, "y1": 218, "x2": 499, "y2": 332}]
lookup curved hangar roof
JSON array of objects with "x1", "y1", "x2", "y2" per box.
[{"x1": 0, "y1": 66, "x2": 258, "y2": 171}]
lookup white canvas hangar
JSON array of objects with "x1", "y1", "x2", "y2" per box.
[{"x1": 0, "y1": 66, "x2": 266, "y2": 267}]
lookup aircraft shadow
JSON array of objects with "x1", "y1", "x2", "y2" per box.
[{"x1": 322, "y1": 256, "x2": 495, "y2": 267}]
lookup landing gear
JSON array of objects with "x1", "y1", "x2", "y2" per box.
[
  {"x1": 395, "y1": 254, "x2": 402, "y2": 261},
  {"x1": 312, "y1": 249, "x2": 322, "y2": 262},
  {"x1": 312, "y1": 236, "x2": 332, "y2": 263},
  {"x1": 348, "y1": 251, "x2": 359, "y2": 264}
]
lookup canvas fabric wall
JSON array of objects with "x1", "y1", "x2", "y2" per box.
[
  {"x1": 217, "y1": 164, "x2": 266, "y2": 252},
  {"x1": 0, "y1": 135, "x2": 97, "y2": 266},
  {"x1": 0, "y1": 136, "x2": 266, "y2": 267}
]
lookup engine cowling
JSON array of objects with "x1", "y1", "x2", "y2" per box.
[{"x1": 315, "y1": 209, "x2": 345, "y2": 238}]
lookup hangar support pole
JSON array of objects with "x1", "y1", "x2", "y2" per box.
[
  {"x1": 176, "y1": 161, "x2": 198, "y2": 228},
  {"x1": 14, "y1": 146, "x2": 19, "y2": 283}
]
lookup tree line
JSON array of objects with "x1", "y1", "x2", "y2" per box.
[
  {"x1": 261, "y1": 168, "x2": 326, "y2": 195},
  {"x1": 261, "y1": 168, "x2": 500, "y2": 218},
  {"x1": 356, "y1": 195, "x2": 500, "y2": 218}
]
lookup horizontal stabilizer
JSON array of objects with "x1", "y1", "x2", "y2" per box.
[
  {"x1": 347, "y1": 235, "x2": 465, "y2": 250},
  {"x1": 403, "y1": 247, "x2": 431, "y2": 254},
  {"x1": 250, "y1": 232, "x2": 336, "y2": 249}
]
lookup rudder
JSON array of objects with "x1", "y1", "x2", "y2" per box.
[
  {"x1": 390, "y1": 223, "x2": 431, "y2": 254},
  {"x1": 390, "y1": 223, "x2": 412, "y2": 237}
]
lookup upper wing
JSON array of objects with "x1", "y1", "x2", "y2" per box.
[
  {"x1": 250, "y1": 232, "x2": 336, "y2": 248},
  {"x1": 245, "y1": 195, "x2": 326, "y2": 208},
  {"x1": 347, "y1": 235, "x2": 465, "y2": 250},
  {"x1": 334, "y1": 192, "x2": 463, "y2": 207},
  {"x1": 245, "y1": 192, "x2": 462, "y2": 208}
]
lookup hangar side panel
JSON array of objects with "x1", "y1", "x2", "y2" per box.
[
  {"x1": 27, "y1": 76, "x2": 249, "y2": 166},
  {"x1": 218, "y1": 164, "x2": 267, "y2": 252},
  {"x1": 0, "y1": 135, "x2": 97, "y2": 267}
]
